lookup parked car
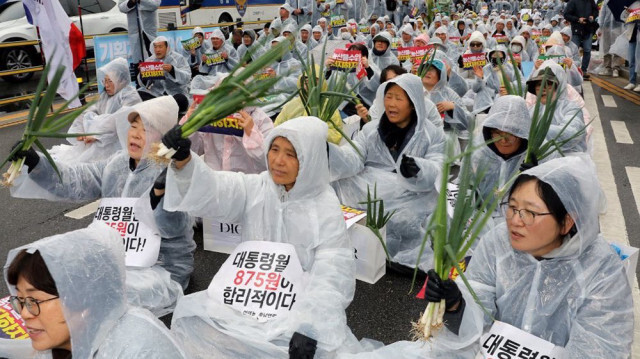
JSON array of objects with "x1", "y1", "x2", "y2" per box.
[{"x1": 0, "y1": 0, "x2": 127, "y2": 82}]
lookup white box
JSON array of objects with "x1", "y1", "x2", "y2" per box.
[{"x1": 203, "y1": 219, "x2": 242, "y2": 254}]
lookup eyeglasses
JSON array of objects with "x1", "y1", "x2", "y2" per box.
[
  {"x1": 10, "y1": 296, "x2": 59, "y2": 316},
  {"x1": 490, "y1": 130, "x2": 518, "y2": 144},
  {"x1": 500, "y1": 202, "x2": 552, "y2": 226},
  {"x1": 469, "y1": 42, "x2": 483, "y2": 48}
]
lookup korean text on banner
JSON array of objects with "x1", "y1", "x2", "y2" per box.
[
  {"x1": 204, "y1": 52, "x2": 226, "y2": 66},
  {"x1": 94, "y1": 34, "x2": 131, "y2": 93},
  {"x1": 0, "y1": 297, "x2": 28, "y2": 340},
  {"x1": 331, "y1": 15, "x2": 346, "y2": 28},
  {"x1": 208, "y1": 241, "x2": 305, "y2": 322},
  {"x1": 341, "y1": 205, "x2": 367, "y2": 229},
  {"x1": 182, "y1": 37, "x2": 202, "y2": 51},
  {"x1": 198, "y1": 114, "x2": 245, "y2": 137},
  {"x1": 331, "y1": 49, "x2": 361, "y2": 72},
  {"x1": 93, "y1": 198, "x2": 161, "y2": 267},
  {"x1": 480, "y1": 321, "x2": 568, "y2": 359},
  {"x1": 462, "y1": 53, "x2": 487, "y2": 69},
  {"x1": 139, "y1": 62, "x2": 165, "y2": 81},
  {"x1": 397, "y1": 47, "x2": 412, "y2": 62}
]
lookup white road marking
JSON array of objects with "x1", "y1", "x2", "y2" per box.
[
  {"x1": 602, "y1": 94, "x2": 618, "y2": 108},
  {"x1": 584, "y1": 83, "x2": 640, "y2": 358},
  {"x1": 627, "y1": 167, "x2": 640, "y2": 224},
  {"x1": 611, "y1": 121, "x2": 635, "y2": 144},
  {"x1": 64, "y1": 199, "x2": 100, "y2": 219}
]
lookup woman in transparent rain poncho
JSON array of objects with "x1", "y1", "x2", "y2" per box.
[
  {"x1": 328, "y1": 73, "x2": 445, "y2": 272},
  {"x1": 48, "y1": 57, "x2": 142, "y2": 164},
  {"x1": 1, "y1": 223, "x2": 186, "y2": 359},
  {"x1": 159, "y1": 117, "x2": 358, "y2": 358},
  {"x1": 7, "y1": 96, "x2": 195, "y2": 317},
  {"x1": 339, "y1": 156, "x2": 633, "y2": 359}
]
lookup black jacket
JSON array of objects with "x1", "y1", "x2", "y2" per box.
[{"x1": 564, "y1": 0, "x2": 599, "y2": 36}]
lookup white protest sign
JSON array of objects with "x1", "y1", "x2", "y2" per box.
[
  {"x1": 208, "y1": 241, "x2": 305, "y2": 322},
  {"x1": 342, "y1": 205, "x2": 367, "y2": 229},
  {"x1": 93, "y1": 198, "x2": 161, "y2": 267},
  {"x1": 480, "y1": 321, "x2": 567, "y2": 359},
  {"x1": 203, "y1": 219, "x2": 243, "y2": 254}
]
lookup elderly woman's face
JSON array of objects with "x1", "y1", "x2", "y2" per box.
[
  {"x1": 268, "y1": 136, "x2": 299, "y2": 191},
  {"x1": 103, "y1": 75, "x2": 115, "y2": 96},
  {"x1": 127, "y1": 115, "x2": 146, "y2": 165},
  {"x1": 15, "y1": 277, "x2": 70, "y2": 352}
]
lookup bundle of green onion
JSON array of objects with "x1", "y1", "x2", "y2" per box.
[
  {"x1": 521, "y1": 68, "x2": 589, "y2": 165},
  {"x1": 496, "y1": 49, "x2": 525, "y2": 98},
  {"x1": 295, "y1": 41, "x2": 363, "y2": 157},
  {"x1": 412, "y1": 133, "x2": 499, "y2": 340},
  {"x1": 360, "y1": 184, "x2": 395, "y2": 261},
  {"x1": 153, "y1": 37, "x2": 293, "y2": 162},
  {"x1": 1, "y1": 63, "x2": 94, "y2": 187}
]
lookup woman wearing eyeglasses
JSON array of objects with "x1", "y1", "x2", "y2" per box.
[
  {"x1": 3, "y1": 223, "x2": 186, "y2": 359},
  {"x1": 419, "y1": 155, "x2": 633, "y2": 358},
  {"x1": 470, "y1": 95, "x2": 530, "y2": 205}
]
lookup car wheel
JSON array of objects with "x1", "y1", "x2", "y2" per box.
[{"x1": 0, "y1": 47, "x2": 37, "y2": 83}]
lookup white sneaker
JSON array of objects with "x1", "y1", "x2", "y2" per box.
[
  {"x1": 624, "y1": 83, "x2": 636, "y2": 90},
  {"x1": 599, "y1": 68, "x2": 613, "y2": 76},
  {"x1": 634, "y1": 85, "x2": 640, "y2": 93},
  {"x1": 613, "y1": 69, "x2": 619, "y2": 78}
]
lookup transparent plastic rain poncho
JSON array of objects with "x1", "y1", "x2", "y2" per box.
[
  {"x1": 338, "y1": 156, "x2": 634, "y2": 359},
  {"x1": 423, "y1": 60, "x2": 472, "y2": 139},
  {"x1": 509, "y1": 35, "x2": 531, "y2": 61},
  {"x1": 237, "y1": 29, "x2": 265, "y2": 62},
  {"x1": 117, "y1": 0, "x2": 160, "y2": 63},
  {"x1": 268, "y1": 36, "x2": 303, "y2": 94},
  {"x1": 468, "y1": 45, "x2": 520, "y2": 113},
  {"x1": 598, "y1": 0, "x2": 625, "y2": 57},
  {"x1": 456, "y1": 30, "x2": 487, "y2": 84},
  {"x1": 198, "y1": 29, "x2": 240, "y2": 77},
  {"x1": 470, "y1": 95, "x2": 530, "y2": 201},
  {"x1": 431, "y1": 48, "x2": 470, "y2": 98},
  {"x1": 559, "y1": 26, "x2": 581, "y2": 65},
  {"x1": 185, "y1": 27, "x2": 212, "y2": 68},
  {"x1": 49, "y1": 57, "x2": 142, "y2": 164},
  {"x1": 370, "y1": 32, "x2": 400, "y2": 70},
  {"x1": 164, "y1": 117, "x2": 358, "y2": 358},
  {"x1": 328, "y1": 74, "x2": 446, "y2": 270},
  {"x1": 544, "y1": 44, "x2": 583, "y2": 89},
  {"x1": 528, "y1": 60, "x2": 587, "y2": 154},
  {"x1": 138, "y1": 36, "x2": 191, "y2": 98},
  {"x1": 10, "y1": 97, "x2": 195, "y2": 317},
  {"x1": 3, "y1": 222, "x2": 187, "y2": 359},
  {"x1": 518, "y1": 25, "x2": 540, "y2": 61},
  {"x1": 187, "y1": 106, "x2": 273, "y2": 173}
]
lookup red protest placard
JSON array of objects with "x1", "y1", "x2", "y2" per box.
[
  {"x1": 139, "y1": 62, "x2": 165, "y2": 81},
  {"x1": 331, "y1": 49, "x2": 361, "y2": 73},
  {"x1": 462, "y1": 53, "x2": 487, "y2": 69}
]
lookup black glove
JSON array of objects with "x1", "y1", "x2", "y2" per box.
[
  {"x1": 161, "y1": 125, "x2": 191, "y2": 161},
  {"x1": 289, "y1": 332, "x2": 317, "y2": 359},
  {"x1": 399, "y1": 154, "x2": 420, "y2": 178},
  {"x1": 519, "y1": 153, "x2": 538, "y2": 172},
  {"x1": 9, "y1": 141, "x2": 39, "y2": 173},
  {"x1": 425, "y1": 269, "x2": 462, "y2": 311},
  {"x1": 149, "y1": 168, "x2": 167, "y2": 210}
]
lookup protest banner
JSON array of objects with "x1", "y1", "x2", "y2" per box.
[
  {"x1": 208, "y1": 241, "x2": 305, "y2": 322},
  {"x1": 342, "y1": 205, "x2": 367, "y2": 229},
  {"x1": 358, "y1": 25, "x2": 370, "y2": 34},
  {"x1": 462, "y1": 53, "x2": 487, "y2": 69},
  {"x1": 93, "y1": 34, "x2": 131, "y2": 93},
  {"x1": 480, "y1": 321, "x2": 568, "y2": 359},
  {"x1": 203, "y1": 51, "x2": 226, "y2": 66},
  {"x1": 493, "y1": 34, "x2": 509, "y2": 44},
  {"x1": 397, "y1": 46, "x2": 412, "y2": 62},
  {"x1": 331, "y1": 14, "x2": 346, "y2": 28},
  {"x1": 411, "y1": 45, "x2": 435, "y2": 63},
  {"x1": 331, "y1": 49, "x2": 361, "y2": 72},
  {"x1": 198, "y1": 114, "x2": 245, "y2": 137},
  {"x1": 93, "y1": 198, "x2": 161, "y2": 267},
  {"x1": 626, "y1": 8, "x2": 640, "y2": 23},
  {"x1": 0, "y1": 297, "x2": 28, "y2": 340},
  {"x1": 138, "y1": 62, "x2": 165, "y2": 81},
  {"x1": 181, "y1": 36, "x2": 202, "y2": 51},
  {"x1": 531, "y1": 29, "x2": 542, "y2": 40},
  {"x1": 390, "y1": 37, "x2": 401, "y2": 51}
]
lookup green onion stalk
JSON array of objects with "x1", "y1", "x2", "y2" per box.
[
  {"x1": 411, "y1": 123, "x2": 499, "y2": 340},
  {"x1": 153, "y1": 37, "x2": 293, "y2": 162},
  {"x1": 1, "y1": 62, "x2": 95, "y2": 187},
  {"x1": 522, "y1": 68, "x2": 590, "y2": 166},
  {"x1": 294, "y1": 39, "x2": 364, "y2": 158},
  {"x1": 359, "y1": 184, "x2": 395, "y2": 261}
]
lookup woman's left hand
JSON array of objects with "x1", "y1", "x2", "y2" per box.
[
  {"x1": 237, "y1": 110, "x2": 255, "y2": 135},
  {"x1": 436, "y1": 101, "x2": 454, "y2": 113}
]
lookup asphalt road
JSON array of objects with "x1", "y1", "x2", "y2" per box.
[{"x1": 0, "y1": 78, "x2": 638, "y2": 348}]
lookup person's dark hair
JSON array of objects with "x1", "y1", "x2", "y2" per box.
[
  {"x1": 508, "y1": 174, "x2": 577, "y2": 236},
  {"x1": 7, "y1": 250, "x2": 58, "y2": 296},
  {"x1": 348, "y1": 43, "x2": 368, "y2": 58},
  {"x1": 264, "y1": 22, "x2": 271, "y2": 29},
  {"x1": 380, "y1": 65, "x2": 407, "y2": 83}
]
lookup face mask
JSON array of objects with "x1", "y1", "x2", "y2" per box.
[
  {"x1": 511, "y1": 44, "x2": 523, "y2": 53},
  {"x1": 340, "y1": 32, "x2": 351, "y2": 40},
  {"x1": 372, "y1": 47, "x2": 386, "y2": 56}
]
